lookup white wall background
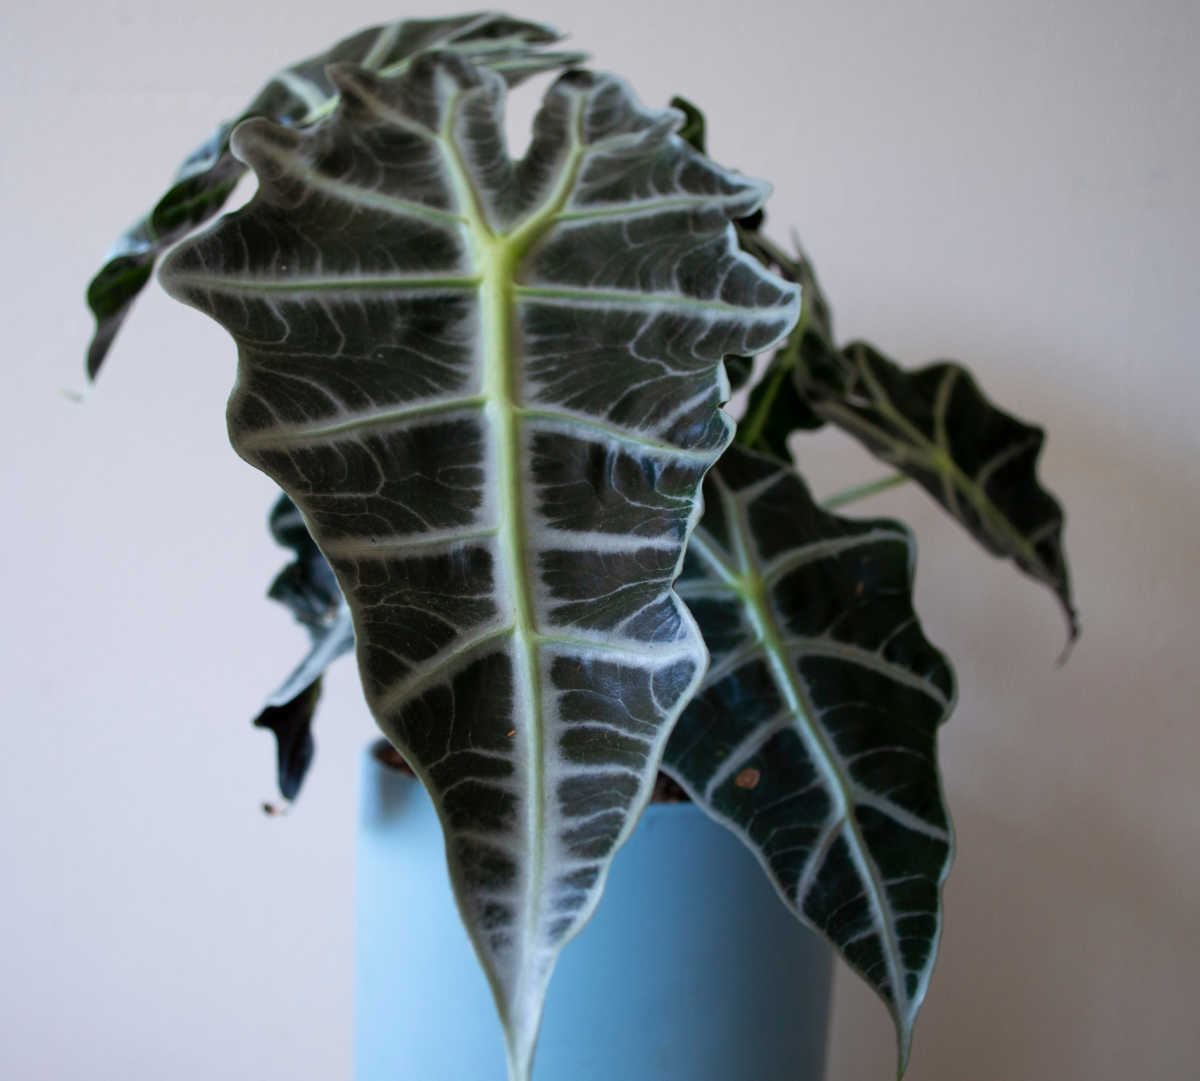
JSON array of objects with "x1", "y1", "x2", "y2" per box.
[{"x1": 3, "y1": 1, "x2": 1197, "y2": 1078}]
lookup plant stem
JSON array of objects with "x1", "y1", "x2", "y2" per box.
[
  {"x1": 741, "y1": 229, "x2": 798, "y2": 276},
  {"x1": 734, "y1": 227, "x2": 805, "y2": 452},
  {"x1": 735, "y1": 355, "x2": 792, "y2": 449},
  {"x1": 821, "y1": 473, "x2": 909, "y2": 510}
]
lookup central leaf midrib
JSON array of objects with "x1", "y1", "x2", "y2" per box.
[
  {"x1": 479, "y1": 250, "x2": 540, "y2": 981},
  {"x1": 439, "y1": 86, "x2": 587, "y2": 1075},
  {"x1": 822, "y1": 361, "x2": 1051, "y2": 579},
  {"x1": 695, "y1": 480, "x2": 911, "y2": 1027}
]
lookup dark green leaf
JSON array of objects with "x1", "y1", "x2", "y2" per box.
[
  {"x1": 254, "y1": 494, "x2": 354, "y2": 802},
  {"x1": 723, "y1": 352, "x2": 754, "y2": 392},
  {"x1": 159, "y1": 54, "x2": 798, "y2": 1081},
  {"x1": 664, "y1": 443, "x2": 955, "y2": 1074},
  {"x1": 253, "y1": 678, "x2": 322, "y2": 806},
  {"x1": 739, "y1": 239, "x2": 1077, "y2": 647},
  {"x1": 668, "y1": 94, "x2": 706, "y2": 154},
  {"x1": 817, "y1": 343, "x2": 1078, "y2": 647},
  {"x1": 264, "y1": 493, "x2": 341, "y2": 620},
  {"x1": 85, "y1": 13, "x2": 585, "y2": 379},
  {"x1": 736, "y1": 238, "x2": 832, "y2": 446}
]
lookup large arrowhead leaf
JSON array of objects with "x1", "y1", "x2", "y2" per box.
[
  {"x1": 159, "y1": 54, "x2": 798, "y2": 1080},
  {"x1": 740, "y1": 241, "x2": 1078, "y2": 648},
  {"x1": 663, "y1": 443, "x2": 954, "y2": 1073},
  {"x1": 252, "y1": 494, "x2": 354, "y2": 805},
  {"x1": 85, "y1": 12, "x2": 585, "y2": 379}
]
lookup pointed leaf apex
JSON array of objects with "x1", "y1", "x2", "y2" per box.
[{"x1": 1056, "y1": 603, "x2": 1081, "y2": 666}]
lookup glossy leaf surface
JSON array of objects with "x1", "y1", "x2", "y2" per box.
[
  {"x1": 86, "y1": 12, "x2": 583, "y2": 379},
  {"x1": 742, "y1": 241, "x2": 1077, "y2": 646},
  {"x1": 664, "y1": 444, "x2": 954, "y2": 1072},
  {"x1": 160, "y1": 54, "x2": 798, "y2": 1080}
]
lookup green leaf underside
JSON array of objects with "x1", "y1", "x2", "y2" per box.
[
  {"x1": 663, "y1": 444, "x2": 954, "y2": 1073},
  {"x1": 160, "y1": 54, "x2": 797, "y2": 1081},
  {"x1": 85, "y1": 12, "x2": 585, "y2": 379},
  {"x1": 741, "y1": 243, "x2": 1077, "y2": 648},
  {"x1": 253, "y1": 495, "x2": 354, "y2": 802}
]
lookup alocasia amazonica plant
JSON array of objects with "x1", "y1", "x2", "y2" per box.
[{"x1": 85, "y1": 13, "x2": 1075, "y2": 1080}]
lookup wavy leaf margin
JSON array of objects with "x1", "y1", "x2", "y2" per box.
[
  {"x1": 665, "y1": 443, "x2": 955, "y2": 1073},
  {"x1": 159, "y1": 53, "x2": 798, "y2": 1081},
  {"x1": 85, "y1": 11, "x2": 585, "y2": 379}
]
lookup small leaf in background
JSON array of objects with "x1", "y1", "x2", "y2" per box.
[
  {"x1": 84, "y1": 12, "x2": 585, "y2": 380},
  {"x1": 737, "y1": 235, "x2": 834, "y2": 448},
  {"x1": 665, "y1": 443, "x2": 955, "y2": 1074},
  {"x1": 254, "y1": 495, "x2": 354, "y2": 804},
  {"x1": 254, "y1": 678, "x2": 322, "y2": 809},
  {"x1": 818, "y1": 343, "x2": 1078, "y2": 649},
  {"x1": 265, "y1": 493, "x2": 341, "y2": 621},
  {"x1": 669, "y1": 94, "x2": 707, "y2": 154},
  {"x1": 739, "y1": 237, "x2": 1077, "y2": 649},
  {"x1": 159, "y1": 53, "x2": 798, "y2": 1081}
]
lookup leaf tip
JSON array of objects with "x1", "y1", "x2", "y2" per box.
[
  {"x1": 84, "y1": 310, "x2": 122, "y2": 383},
  {"x1": 1055, "y1": 607, "x2": 1081, "y2": 667},
  {"x1": 895, "y1": 1016, "x2": 914, "y2": 1079}
]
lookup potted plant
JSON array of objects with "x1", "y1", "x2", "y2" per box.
[{"x1": 84, "y1": 13, "x2": 1075, "y2": 1081}]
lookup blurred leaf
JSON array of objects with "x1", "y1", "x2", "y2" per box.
[
  {"x1": 669, "y1": 94, "x2": 706, "y2": 153},
  {"x1": 85, "y1": 12, "x2": 585, "y2": 378},
  {"x1": 738, "y1": 238, "x2": 1077, "y2": 647},
  {"x1": 253, "y1": 495, "x2": 353, "y2": 802}
]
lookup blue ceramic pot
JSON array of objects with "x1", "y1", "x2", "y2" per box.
[{"x1": 356, "y1": 747, "x2": 832, "y2": 1081}]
